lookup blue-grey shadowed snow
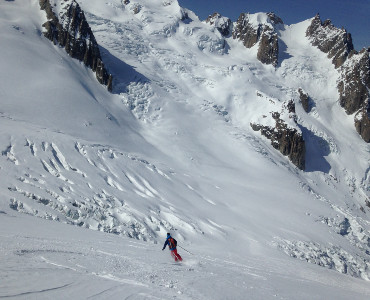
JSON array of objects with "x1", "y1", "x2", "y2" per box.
[
  {"x1": 182, "y1": 15, "x2": 194, "y2": 25},
  {"x1": 99, "y1": 46, "x2": 150, "y2": 94},
  {"x1": 276, "y1": 38, "x2": 293, "y2": 68},
  {"x1": 299, "y1": 125, "x2": 331, "y2": 173}
]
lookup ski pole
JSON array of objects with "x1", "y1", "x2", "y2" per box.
[{"x1": 178, "y1": 245, "x2": 194, "y2": 255}]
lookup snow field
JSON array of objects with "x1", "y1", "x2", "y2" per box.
[
  {"x1": 0, "y1": 0, "x2": 370, "y2": 298},
  {"x1": 1, "y1": 212, "x2": 370, "y2": 299}
]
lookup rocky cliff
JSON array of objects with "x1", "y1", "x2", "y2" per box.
[
  {"x1": 307, "y1": 14, "x2": 369, "y2": 143},
  {"x1": 298, "y1": 88, "x2": 310, "y2": 113},
  {"x1": 232, "y1": 13, "x2": 282, "y2": 67},
  {"x1": 338, "y1": 49, "x2": 370, "y2": 114},
  {"x1": 39, "y1": 0, "x2": 113, "y2": 92},
  {"x1": 354, "y1": 104, "x2": 370, "y2": 143},
  {"x1": 306, "y1": 14, "x2": 354, "y2": 69},
  {"x1": 251, "y1": 120, "x2": 306, "y2": 170},
  {"x1": 256, "y1": 26, "x2": 279, "y2": 66},
  {"x1": 250, "y1": 92, "x2": 306, "y2": 170},
  {"x1": 338, "y1": 48, "x2": 370, "y2": 142}
]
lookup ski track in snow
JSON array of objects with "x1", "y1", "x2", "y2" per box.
[
  {"x1": 0, "y1": 0, "x2": 370, "y2": 298},
  {"x1": 1, "y1": 214, "x2": 370, "y2": 299}
]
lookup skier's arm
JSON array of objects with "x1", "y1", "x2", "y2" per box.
[{"x1": 162, "y1": 240, "x2": 168, "y2": 250}]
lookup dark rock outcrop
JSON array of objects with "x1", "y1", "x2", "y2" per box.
[
  {"x1": 232, "y1": 13, "x2": 282, "y2": 67},
  {"x1": 266, "y1": 12, "x2": 283, "y2": 25},
  {"x1": 232, "y1": 13, "x2": 260, "y2": 48},
  {"x1": 251, "y1": 121, "x2": 306, "y2": 170},
  {"x1": 39, "y1": 0, "x2": 112, "y2": 91},
  {"x1": 354, "y1": 102, "x2": 370, "y2": 142},
  {"x1": 338, "y1": 48, "x2": 370, "y2": 114},
  {"x1": 307, "y1": 14, "x2": 370, "y2": 142},
  {"x1": 306, "y1": 14, "x2": 354, "y2": 68},
  {"x1": 298, "y1": 88, "x2": 310, "y2": 113},
  {"x1": 338, "y1": 48, "x2": 370, "y2": 142},
  {"x1": 257, "y1": 27, "x2": 279, "y2": 66},
  {"x1": 205, "y1": 13, "x2": 232, "y2": 37},
  {"x1": 251, "y1": 99, "x2": 306, "y2": 170}
]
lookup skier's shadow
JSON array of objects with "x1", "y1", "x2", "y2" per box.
[{"x1": 99, "y1": 46, "x2": 150, "y2": 94}]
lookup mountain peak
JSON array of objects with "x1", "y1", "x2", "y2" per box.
[
  {"x1": 232, "y1": 12, "x2": 280, "y2": 66},
  {"x1": 1, "y1": 1, "x2": 370, "y2": 295},
  {"x1": 306, "y1": 13, "x2": 354, "y2": 68},
  {"x1": 205, "y1": 12, "x2": 232, "y2": 36}
]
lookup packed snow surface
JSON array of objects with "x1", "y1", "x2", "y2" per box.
[
  {"x1": 1, "y1": 213, "x2": 370, "y2": 299},
  {"x1": 0, "y1": 0, "x2": 369, "y2": 299}
]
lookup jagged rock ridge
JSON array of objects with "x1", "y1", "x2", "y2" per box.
[
  {"x1": 232, "y1": 12, "x2": 282, "y2": 67},
  {"x1": 39, "y1": 0, "x2": 113, "y2": 92},
  {"x1": 306, "y1": 14, "x2": 354, "y2": 69},
  {"x1": 306, "y1": 14, "x2": 370, "y2": 142},
  {"x1": 338, "y1": 48, "x2": 370, "y2": 142}
]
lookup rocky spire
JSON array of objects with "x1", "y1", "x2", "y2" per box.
[
  {"x1": 39, "y1": 0, "x2": 113, "y2": 92},
  {"x1": 232, "y1": 12, "x2": 282, "y2": 67}
]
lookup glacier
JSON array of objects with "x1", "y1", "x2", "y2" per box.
[{"x1": 0, "y1": 0, "x2": 369, "y2": 299}]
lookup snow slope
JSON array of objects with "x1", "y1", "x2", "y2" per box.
[
  {"x1": 0, "y1": 0, "x2": 369, "y2": 298},
  {"x1": 1, "y1": 212, "x2": 370, "y2": 300}
]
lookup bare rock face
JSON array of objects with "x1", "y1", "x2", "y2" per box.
[
  {"x1": 307, "y1": 14, "x2": 369, "y2": 143},
  {"x1": 338, "y1": 48, "x2": 370, "y2": 114},
  {"x1": 251, "y1": 93, "x2": 305, "y2": 170},
  {"x1": 39, "y1": 0, "x2": 112, "y2": 91},
  {"x1": 205, "y1": 12, "x2": 232, "y2": 37},
  {"x1": 257, "y1": 27, "x2": 279, "y2": 66},
  {"x1": 337, "y1": 48, "x2": 370, "y2": 142},
  {"x1": 232, "y1": 12, "x2": 282, "y2": 67},
  {"x1": 251, "y1": 116, "x2": 306, "y2": 170},
  {"x1": 306, "y1": 14, "x2": 354, "y2": 68},
  {"x1": 354, "y1": 105, "x2": 370, "y2": 142},
  {"x1": 298, "y1": 88, "x2": 310, "y2": 113},
  {"x1": 232, "y1": 13, "x2": 260, "y2": 48}
]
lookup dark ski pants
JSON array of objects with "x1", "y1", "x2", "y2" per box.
[{"x1": 171, "y1": 249, "x2": 182, "y2": 261}]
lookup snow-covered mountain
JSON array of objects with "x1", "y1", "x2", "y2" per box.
[{"x1": 0, "y1": 0, "x2": 369, "y2": 298}]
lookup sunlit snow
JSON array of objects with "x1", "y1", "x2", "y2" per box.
[{"x1": 0, "y1": 0, "x2": 369, "y2": 299}]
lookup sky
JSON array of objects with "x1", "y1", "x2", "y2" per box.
[{"x1": 178, "y1": 0, "x2": 370, "y2": 50}]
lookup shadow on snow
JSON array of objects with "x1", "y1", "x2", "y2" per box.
[
  {"x1": 300, "y1": 125, "x2": 331, "y2": 173},
  {"x1": 99, "y1": 45, "x2": 150, "y2": 95}
]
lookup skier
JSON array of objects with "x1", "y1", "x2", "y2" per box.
[{"x1": 162, "y1": 233, "x2": 183, "y2": 262}]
